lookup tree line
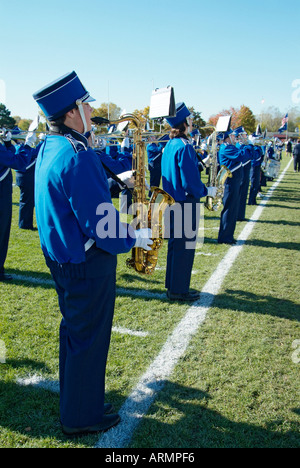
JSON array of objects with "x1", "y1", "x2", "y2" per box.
[{"x1": 1, "y1": 101, "x2": 299, "y2": 136}]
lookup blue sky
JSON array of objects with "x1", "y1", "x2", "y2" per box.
[{"x1": 1, "y1": 0, "x2": 299, "y2": 122}]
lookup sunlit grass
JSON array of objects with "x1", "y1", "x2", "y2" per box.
[{"x1": 0, "y1": 154, "x2": 299, "y2": 447}]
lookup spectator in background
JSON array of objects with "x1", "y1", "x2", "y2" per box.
[
  {"x1": 286, "y1": 139, "x2": 293, "y2": 157},
  {"x1": 293, "y1": 139, "x2": 300, "y2": 172}
]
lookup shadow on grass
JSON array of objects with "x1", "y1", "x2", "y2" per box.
[
  {"x1": 7, "y1": 269, "x2": 54, "y2": 289},
  {"x1": 1, "y1": 371, "x2": 299, "y2": 448},
  {"x1": 131, "y1": 381, "x2": 300, "y2": 448},
  {"x1": 215, "y1": 289, "x2": 300, "y2": 322},
  {"x1": 241, "y1": 218, "x2": 300, "y2": 227},
  {"x1": 245, "y1": 239, "x2": 300, "y2": 251}
]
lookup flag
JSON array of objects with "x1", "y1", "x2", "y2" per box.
[{"x1": 278, "y1": 113, "x2": 288, "y2": 133}]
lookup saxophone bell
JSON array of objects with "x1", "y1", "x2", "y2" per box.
[
  {"x1": 203, "y1": 117, "x2": 233, "y2": 212},
  {"x1": 126, "y1": 186, "x2": 175, "y2": 275}
]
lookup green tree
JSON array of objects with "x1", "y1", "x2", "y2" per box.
[
  {"x1": 0, "y1": 103, "x2": 16, "y2": 128},
  {"x1": 238, "y1": 105, "x2": 256, "y2": 134},
  {"x1": 188, "y1": 107, "x2": 207, "y2": 135},
  {"x1": 208, "y1": 105, "x2": 256, "y2": 134},
  {"x1": 17, "y1": 119, "x2": 32, "y2": 131},
  {"x1": 92, "y1": 102, "x2": 121, "y2": 122}
]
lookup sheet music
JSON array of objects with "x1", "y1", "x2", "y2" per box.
[
  {"x1": 149, "y1": 87, "x2": 175, "y2": 119},
  {"x1": 216, "y1": 115, "x2": 232, "y2": 132}
]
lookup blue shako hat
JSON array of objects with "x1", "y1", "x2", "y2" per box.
[
  {"x1": 190, "y1": 128, "x2": 200, "y2": 137},
  {"x1": 222, "y1": 129, "x2": 233, "y2": 140},
  {"x1": 166, "y1": 102, "x2": 191, "y2": 128},
  {"x1": 33, "y1": 71, "x2": 95, "y2": 121},
  {"x1": 233, "y1": 126, "x2": 246, "y2": 136},
  {"x1": 11, "y1": 126, "x2": 26, "y2": 139}
]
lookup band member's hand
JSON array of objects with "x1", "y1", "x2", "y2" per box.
[
  {"x1": 96, "y1": 137, "x2": 107, "y2": 150},
  {"x1": 207, "y1": 186, "x2": 218, "y2": 198},
  {"x1": 121, "y1": 137, "x2": 130, "y2": 151},
  {"x1": 3, "y1": 131, "x2": 12, "y2": 142},
  {"x1": 134, "y1": 228, "x2": 153, "y2": 251},
  {"x1": 25, "y1": 132, "x2": 37, "y2": 148},
  {"x1": 118, "y1": 170, "x2": 135, "y2": 188}
]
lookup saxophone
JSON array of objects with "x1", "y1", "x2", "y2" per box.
[
  {"x1": 204, "y1": 129, "x2": 232, "y2": 212},
  {"x1": 93, "y1": 113, "x2": 174, "y2": 275}
]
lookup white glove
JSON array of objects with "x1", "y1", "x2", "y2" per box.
[
  {"x1": 25, "y1": 132, "x2": 37, "y2": 148},
  {"x1": 134, "y1": 228, "x2": 153, "y2": 251},
  {"x1": 118, "y1": 170, "x2": 135, "y2": 188},
  {"x1": 97, "y1": 137, "x2": 106, "y2": 150},
  {"x1": 207, "y1": 186, "x2": 218, "y2": 198},
  {"x1": 121, "y1": 137, "x2": 130, "y2": 150},
  {"x1": 3, "y1": 131, "x2": 11, "y2": 142}
]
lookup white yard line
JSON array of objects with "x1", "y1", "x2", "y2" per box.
[
  {"x1": 112, "y1": 326, "x2": 149, "y2": 338},
  {"x1": 95, "y1": 159, "x2": 292, "y2": 448}
]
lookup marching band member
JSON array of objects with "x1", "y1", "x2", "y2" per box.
[
  {"x1": 161, "y1": 102, "x2": 217, "y2": 301},
  {"x1": 248, "y1": 134, "x2": 263, "y2": 205},
  {"x1": 190, "y1": 130, "x2": 208, "y2": 178},
  {"x1": 234, "y1": 127, "x2": 253, "y2": 221},
  {"x1": 259, "y1": 143, "x2": 268, "y2": 191},
  {"x1": 33, "y1": 71, "x2": 153, "y2": 436},
  {"x1": 0, "y1": 131, "x2": 31, "y2": 281},
  {"x1": 217, "y1": 129, "x2": 248, "y2": 244},
  {"x1": 190, "y1": 128, "x2": 201, "y2": 151}
]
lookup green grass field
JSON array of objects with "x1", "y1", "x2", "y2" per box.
[{"x1": 0, "y1": 153, "x2": 299, "y2": 448}]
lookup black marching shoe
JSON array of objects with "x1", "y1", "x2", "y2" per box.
[
  {"x1": 62, "y1": 412, "x2": 121, "y2": 437},
  {"x1": 167, "y1": 289, "x2": 200, "y2": 302},
  {"x1": 103, "y1": 403, "x2": 114, "y2": 414}
]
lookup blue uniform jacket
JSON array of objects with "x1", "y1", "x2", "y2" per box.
[
  {"x1": 35, "y1": 127, "x2": 135, "y2": 265},
  {"x1": 161, "y1": 137, "x2": 208, "y2": 202},
  {"x1": 147, "y1": 143, "x2": 164, "y2": 166},
  {"x1": 251, "y1": 145, "x2": 263, "y2": 167},
  {"x1": 94, "y1": 148, "x2": 132, "y2": 175},
  {"x1": 236, "y1": 143, "x2": 254, "y2": 166},
  {"x1": 0, "y1": 142, "x2": 30, "y2": 178},
  {"x1": 218, "y1": 143, "x2": 249, "y2": 172},
  {"x1": 14, "y1": 142, "x2": 44, "y2": 174}
]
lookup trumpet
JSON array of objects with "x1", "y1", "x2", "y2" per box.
[{"x1": 0, "y1": 116, "x2": 43, "y2": 140}]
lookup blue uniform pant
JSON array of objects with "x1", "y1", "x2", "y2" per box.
[
  {"x1": 45, "y1": 247, "x2": 117, "y2": 428},
  {"x1": 218, "y1": 167, "x2": 242, "y2": 244},
  {"x1": 294, "y1": 155, "x2": 300, "y2": 172},
  {"x1": 0, "y1": 171, "x2": 12, "y2": 276},
  {"x1": 165, "y1": 197, "x2": 200, "y2": 295},
  {"x1": 237, "y1": 163, "x2": 251, "y2": 221},
  {"x1": 16, "y1": 166, "x2": 35, "y2": 229},
  {"x1": 248, "y1": 165, "x2": 261, "y2": 205}
]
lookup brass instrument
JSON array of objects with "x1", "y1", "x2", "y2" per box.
[
  {"x1": 202, "y1": 126, "x2": 232, "y2": 211},
  {"x1": 92, "y1": 114, "x2": 175, "y2": 275}
]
